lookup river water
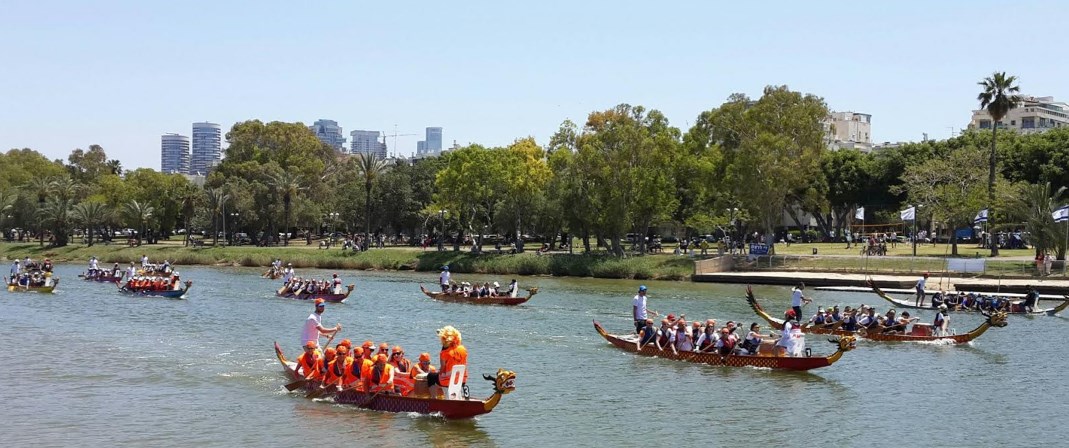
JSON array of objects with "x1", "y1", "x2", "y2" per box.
[{"x1": 1, "y1": 264, "x2": 1064, "y2": 447}]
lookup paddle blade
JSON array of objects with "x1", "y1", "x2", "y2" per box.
[{"x1": 284, "y1": 378, "x2": 308, "y2": 391}]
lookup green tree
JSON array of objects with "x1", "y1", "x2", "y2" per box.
[
  {"x1": 267, "y1": 171, "x2": 305, "y2": 246},
  {"x1": 123, "y1": 200, "x2": 154, "y2": 246},
  {"x1": 71, "y1": 201, "x2": 111, "y2": 247},
  {"x1": 206, "y1": 187, "x2": 230, "y2": 246},
  {"x1": 1009, "y1": 182, "x2": 1067, "y2": 260},
  {"x1": 355, "y1": 152, "x2": 389, "y2": 241},
  {"x1": 500, "y1": 138, "x2": 551, "y2": 250},
  {"x1": 434, "y1": 145, "x2": 500, "y2": 252},
  {"x1": 25, "y1": 176, "x2": 56, "y2": 246},
  {"x1": 67, "y1": 145, "x2": 110, "y2": 184},
  {"x1": 36, "y1": 197, "x2": 74, "y2": 247},
  {"x1": 977, "y1": 72, "x2": 1022, "y2": 255}
]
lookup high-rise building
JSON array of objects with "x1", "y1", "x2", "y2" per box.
[
  {"x1": 969, "y1": 96, "x2": 1069, "y2": 134},
  {"x1": 426, "y1": 127, "x2": 443, "y2": 154},
  {"x1": 309, "y1": 119, "x2": 347, "y2": 151},
  {"x1": 161, "y1": 133, "x2": 190, "y2": 174},
  {"x1": 190, "y1": 122, "x2": 222, "y2": 175},
  {"x1": 416, "y1": 141, "x2": 426, "y2": 155},
  {"x1": 350, "y1": 130, "x2": 387, "y2": 158}
]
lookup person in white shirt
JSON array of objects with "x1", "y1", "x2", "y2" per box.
[
  {"x1": 282, "y1": 263, "x2": 294, "y2": 283},
  {"x1": 331, "y1": 273, "x2": 342, "y2": 294},
  {"x1": 632, "y1": 285, "x2": 651, "y2": 333},
  {"x1": 126, "y1": 262, "x2": 137, "y2": 280},
  {"x1": 140, "y1": 254, "x2": 149, "y2": 268},
  {"x1": 673, "y1": 321, "x2": 693, "y2": 353},
  {"x1": 301, "y1": 298, "x2": 341, "y2": 348},
  {"x1": 790, "y1": 283, "x2": 811, "y2": 323},
  {"x1": 439, "y1": 266, "x2": 451, "y2": 292},
  {"x1": 507, "y1": 279, "x2": 518, "y2": 298},
  {"x1": 915, "y1": 272, "x2": 930, "y2": 307},
  {"x1": 776, "y1": 309, "x2": 802, "y2": 356},
  {"x1": 933, "y1": 304, "x2": 950, "y2": 336}
]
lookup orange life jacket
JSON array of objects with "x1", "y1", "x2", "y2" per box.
[
  {"x1": 438, "y1": 344, "x2": 468, "y2": 386},
  {"x1": 324, "y1": 357, "x2": 346, "y2": 385},
  {"x1": 370, "y1": 363, "x2": 394, "y2": 392},
  {"x1": 338, "y1": 357, "x2": 358, "y2": 387},
  {"x1": 391, "y1": 357, "x2": 411, "y2": 375},
  {"x1": 296, "y1": 352, "x2": 322, "y2": 380}
]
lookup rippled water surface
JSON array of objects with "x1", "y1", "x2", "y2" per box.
[{"x1": 1, "y1": 264, "x2": 1064, "y2": 447}]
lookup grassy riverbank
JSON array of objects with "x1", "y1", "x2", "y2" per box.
[{"x1": 0, "y1": 242, "x2": 695, "y2": 280}]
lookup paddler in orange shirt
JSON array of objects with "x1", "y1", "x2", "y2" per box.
[
  {"x1": 369, "y1": 354, "x2": 395, "y2": 393},
  {"x1": 427, "y1": 325, "x2": 468, "y2": 399},
  {"x1": 294, "y1": 341, "x2": 324, "y2": 380}
]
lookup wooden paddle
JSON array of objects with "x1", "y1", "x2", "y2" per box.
[
  {"x1": 358, "y1": 390, "x2": 385, "y2": 409},
  {"x1": 286, "y1": 331, "x2": 338, "y2": 391}
]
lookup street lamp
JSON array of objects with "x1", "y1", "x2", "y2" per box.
[
  {"x1": 438, "y1": 209, "x2": 447, "y2": 252},
  {"x1": 326, "y1": 212, "x2": 339, "y2": 248},
  {"x1": 229, "y1": 212, "x2": 239, "y2": 245}
]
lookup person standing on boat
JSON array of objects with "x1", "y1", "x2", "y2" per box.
[
  {"x1": 790, "y1": 283, "x2": 811, "y2": 323},
  {"x1": 10, "y1": 259, "x2": 21, "y2": 283},
  {"x1": 301, "y1": 298, "x2": 341, "y2": 349},
  {"x1": 126, "y1": 262, "x2": 137, "y2": 280},
  {"x1": 1022, "y1": 285, "x2": 1040, "y2": 313},
  {"x1": 140, "y1": 254, "x2": 149, "y2": 268},
  {"x1": 439, "y1": 265, "x2": 451, "y2": 292},
  {"x1": 282, "y1": 263, "x2": 294, "y2": 283},
  {"x1": 331, "y1": 273, "x2": 342, "y2": 294},
  {"x1": 632, "y1": 285, "x2": 657, "y2": 333},
  {"x1": 776, "y1": 310, "x2": 803, "y2": 356},
  {"x1": 933, "y1": 305, "x2": 949, "y2": 336},
  {"x1": 914, "y1": 272, "x2": 930, "y2": 307},
  {"x1": 507, "y1": 279, "x2": 518, "y2": 297},
  {"x1": 428, "y1": 325, "x2": 468, "y2": 399}
]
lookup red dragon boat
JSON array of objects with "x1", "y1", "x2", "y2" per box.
[
  {"x1": 867, "y1": 279, "x2": 1069, "y2": 316},
  {"x1": 119, "y1": 280, "x2": 193, "y2": 299},
  {"x1": 593, "y1": 320, "x2": 856, "y2": 371},
  {"x1": 419, "y1": 284, "x2": 538, "y2": 306},
  {"x1": 746, "y1": 285, "x2": 1008, "y2": 344},
  {"x1": 276, "y1": 284, "x2": 354, "y2": 303},
  {"x1": 274, "y1": 342, "x2": 515, "y2": 419}
]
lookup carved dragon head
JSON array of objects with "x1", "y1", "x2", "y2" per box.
[
  {"x1": 829, "y1": 335, "x2": 858, "y2": 351},
  {"x1": 982, "y1": 310, "x2": 1009, "y2": 328},
  {"x1": 483, "y1": 369, "x2": 516, "y2": 395}
]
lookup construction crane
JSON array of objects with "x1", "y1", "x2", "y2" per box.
[{"x1": 382, "y1": 124, "x2": 418, "y2": 154}]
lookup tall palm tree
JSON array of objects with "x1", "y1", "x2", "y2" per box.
[
  {"x1": 71, "y1": 201, "x2": 111, "y2": 247},
  {"x1": 206, "y1": 187, "x2": 229, "y2": 246},
  {"x1": 24, "y1": 176, "x2": 53, "y2": 246},
  {"x1": 267, "y1": 172, "x2": 306, "y2": 246},
  {"x1": 1011, "y1": 182, "x2": 1068, "y2": 260},
  {"x1": 123, "y1": 200, "x2": 154, "y2": 246},
  {"x1": 178, "y1": 187, "x2": 200, "y2": 246},
  {"x1": 0, "y1": 189, "x2": 16, "y2": 239},
  {"x1": 36, "y1": 197, "x2": 74, "y2": 247},
  {"x1": 977, "y1": 72, "x2": 1022, "y2": 256},
  {"x1": 355, "y1": 153, "x2": 389, "y2": 244},
  {"x1": 106, "y1": 159, "x2": 123, "y2": 176}
]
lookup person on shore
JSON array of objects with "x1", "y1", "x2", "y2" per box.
[
  {"x1": 632, "y1": 285, "x2": 654, "y2": 333},
  {"x1": 439, "y1": 265, "x2": 451, "y2": 292},
  {"x1": 915, "y1": 272, "x2": 930, "y2": 307},
  {"x1": 790, "y1": 283, "x2": 811, "y2": 323},
  {"x1": 301, "y1": 298, "x2": 341, "y2": 348}
]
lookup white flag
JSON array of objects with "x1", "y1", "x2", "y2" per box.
[
  {"x1": 855, "y1": 207, "x2": 865, "y2": 220},
  {"x1": 1054, "y1": 205, "x2": 1069, "y2": 223},
  {"x1": 974, "y1": 209, "x2": 988, "y2": 224},
  {"x1": 900, "y1": 206, "x2": 915, "y2": 221}
]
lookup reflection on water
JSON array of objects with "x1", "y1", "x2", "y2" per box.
[{"x1": 0, "y1": 265, "x2": 1065, "y2": 447}]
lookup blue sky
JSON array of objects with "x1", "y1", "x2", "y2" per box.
[{"x1": 2, "y1": 0, "x2": 1066, "y2": 169}]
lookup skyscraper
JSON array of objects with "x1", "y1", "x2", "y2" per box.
[
  {"x1": 425, "y1": 127, "x2": 443, "y2": 154},
  {"x1": 350, "y1": 130, "x2": 387, "y2": 158},
  {"x1": 309, "y1": 119, "x2": 346, "y2": 151},
  {"x1": 191, "y1": 122, "x2": 222, "y2": 175},
  {"x1": 416, "y1": 141, "x2": 426, "y2": 155},
  {"x1": 161, "y1": 133, "x2": 190, "y2": 174}
]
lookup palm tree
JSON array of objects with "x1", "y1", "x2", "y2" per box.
[
  {"x1": 267, "y1": 172, "x2": 306, "y2": 246},
  {"x1": 206, "y1": 187, "x2": 229, "y2": 246},
  {"x1": 355, "y1": 153, "x2": 389, "y2": 245},
  {"x1": 36, "y1": 197, "x2": 74, "y2": 247},
  {"x1": 71, "y1": 201, "x2": 111, "y2": 247},
  {"x1": 123, "y1": 200, "x2": 155, "y2": 246},
  {"x1": 0, "y1": 189, "x2": 16, "y2": 238},
  {"x1": 1011, "y1": 182, "x2": 1068, "y2": 260},
  {"x1": 24, "y1": 176, "x2": 53, "y2": 246},
  {"x1": 977, "y1": 72, "x2": 1022, "y2": 256},
  {"x1": 106, "y1": 159, "x2": 123, "y2": 176},
  {"x1": 178, "y1": 187, "x2": 200, "y2": 246}
]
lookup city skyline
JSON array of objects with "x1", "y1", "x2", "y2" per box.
[{"x1": 2, "y1": 1, "x2": 1068, "y2": 170}]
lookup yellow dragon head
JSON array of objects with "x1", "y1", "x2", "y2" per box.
[
  {"x1": 483, "y1": 369, "x2": 516, "y2": 395},
  {"x1": 832, "y1": 335, "x2": 858, "y2": 351},
  {"x1": 982, "y1": 310, "x2": 1009, "y2": 328}
]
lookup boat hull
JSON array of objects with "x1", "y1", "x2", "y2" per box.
[
  {"x1": 593, "y1": 321, "x2": 850, "y2": 371},
  {"x1": 276, "y1": 285, "x2": 353, "y2": 303},
  {"x1": 419, "y1": 284, "x2": 535, "y2": 306},
  {"x1": 867, "y1": 279, "x2": 1069, "y2": 316},
  {"x1": 274, "y1": 342, "x2": 500, "y2": 419},
  {"x1": 7, "y1": 279, "x2": 59, "y2": 294},
  {"x1": 119, "y1": 281, "x2": 191, "y2": 299},
  {"x1": 80, "y1": 272, "x2": 125, "y2": 283}
]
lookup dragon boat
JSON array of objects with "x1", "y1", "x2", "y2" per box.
[
  {"x1": 593, "y1": 320, "x2": 856, "y2": 371},
  {"x1": 119, "y1": 280, "x2": 192, "y2": 299},
  {"x1": 867, "y1": 279, "x2": 1069, "y2": 316},
  {"x1": 6, "y1": 277, "x2": 59, "y2": 294},
  {"x1": 746, "y1": 286, "x2": 1008, "y2": 344},
  {"x1": 419, "y1": 284, "x2": 538, "y2": 306},
  {"x1": 274, "y1": 342, "x2": 515, "y2": 419},
  {"x1": 79, "y1": 271, "x2": 126, "y2": 283},
  {"x1": 262, "y1": 269, "x2": 284, "y2": 280},
  {"x1": 276, "y1": 284, "x2": 354, "y2": 303}
]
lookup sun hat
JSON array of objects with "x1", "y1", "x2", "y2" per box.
[
  {"x1": 304, "y1": 341, "x2": 317, "y2": 349},
  {"x1": 418, "y1": 352, "x2": 431, "y2": 362},
  {"x1": 639, "y1": 285, "x2": 647, "y2": 292},
  {"x1": 314, "y1": 298, "x2": 325, "y2": 306}
]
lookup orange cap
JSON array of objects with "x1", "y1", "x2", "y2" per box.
[
  {"x1": 375, "y1": 354, "x2": 387, "y2": 363},
  {"x1": 338, "y1": 339, "x2": 352, "y2": 348},
  {"x1": 336, "y1": 345, "x2": 350, "y2": 354},
  {"x1": 362, "y1": 340, "x2": 373, "y2": 348},
  {"x1": 418, "y1": 352, "x2": 431, "y2": 362},
  {"x1": 378, "y1": 342, "x2": 389, "y2": 350},
  {"x1": 353, "y1": 347, "x2": 364, "y2": 356},
  {"x1": 314, "y1": 298, "x2": 326, "y2": 306},
  {"x1": 303, "y1": 341, "x2": 317, "y2": 349},
  {"x1": 391, "y1": 345, "x2": 403, "y2": 353},
  {"x1": 324, "y1": 348, "x2": 336, "y2": 358}
]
